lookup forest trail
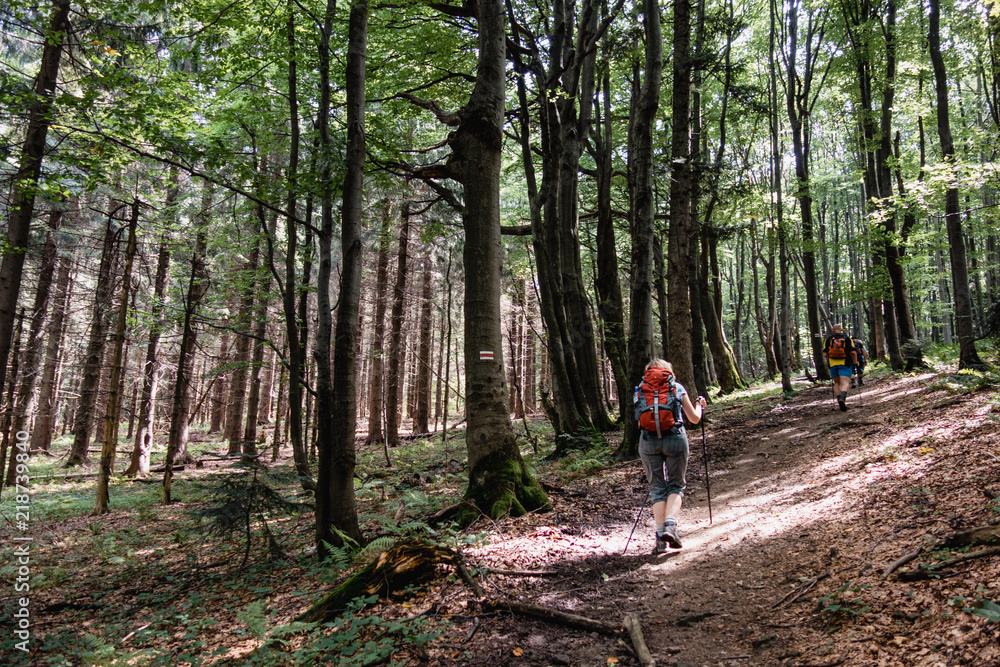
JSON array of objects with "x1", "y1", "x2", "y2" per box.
[{"x1": 462, "y1": 370, "x2": 1000, "y2": 666}]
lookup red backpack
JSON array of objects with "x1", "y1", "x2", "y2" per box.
[
  {"x1": 634, "y1": 367, "x2": 680, "y2": 437},
  {"x1": 828, "y1": 335, "x2": 848, "y2": 359}
]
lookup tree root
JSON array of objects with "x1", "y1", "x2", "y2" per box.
[
  {"x1": 482, "y1": 599, "x2": 622, "y2": 635},
  {"x1": 881, "y1": 548, "x2": 922, "y2": 581},
  {"x1": 623, "y1": 614, "x2": 655, "y2": 667},
  {"x1": 896, "y1": 546, "x2": 1000, "y2": 581}
]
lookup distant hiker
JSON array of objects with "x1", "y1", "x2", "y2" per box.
[
  {"x1": 823, "y1": 324, "x2": 858, "y2": 412},
  {"x1": 634, "y1": 359, "x2": 707, "y2": 553},
  {"x1": 851, "y1": 338, "x2": 868, "y2": 388}
]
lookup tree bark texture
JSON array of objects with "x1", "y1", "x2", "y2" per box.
[
  {"x1": 30, "y1": 248, "x2": 73, "y2": 453},
  {"x1": 366, "y1": 201, "x2": 392, "y2": 445}
]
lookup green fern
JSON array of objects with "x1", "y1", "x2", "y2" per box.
[
  {"x1": 238, "y1": 601, "x2": 269, "y2": 640},
  {"x1": 358, "y1": 536, "x2": 395, "y2": 560},
  {"x1": 320, "y1": 539, "x2": 353, "y2": 567}
]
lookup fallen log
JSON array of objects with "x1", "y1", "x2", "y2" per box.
[
  {"x1": 623, "y1": 614, "x2": 655, "y2": 667},
  {"x1": 942, "y1": 523, "x2": 1000, "y2": 548},
  {"x1": 149, "y1": 465, "x2": 186, "y2": 473},
  {"x1": 486, "y1": 567, "x2": 559, "y2": 577},
  {"x1": 482, "y1": 599, "x2": 622, "y2": 635}
]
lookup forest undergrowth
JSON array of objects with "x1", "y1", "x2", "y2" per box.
[{"x1": 3, "y1": 358, "x2": 1000, "y2": 666}]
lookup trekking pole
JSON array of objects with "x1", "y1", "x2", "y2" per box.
[
  {"x1": 702, "y1": 418, "x2": 713, "y2": 525},
  {"x1": 623, "y1": 491, "x2": 650, "y2": 555}
]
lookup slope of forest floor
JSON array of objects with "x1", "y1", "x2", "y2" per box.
[{"x1": 3, "y1": 364, "x2": 1000, "y2": 667}]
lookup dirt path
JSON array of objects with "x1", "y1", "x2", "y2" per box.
[{"x1": 457, "y1": 371, "x2": 1000, "y2": 666}]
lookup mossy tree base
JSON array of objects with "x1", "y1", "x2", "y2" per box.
[{"x1": 459, "y1": 446, "x2": 551, "y2": 526}]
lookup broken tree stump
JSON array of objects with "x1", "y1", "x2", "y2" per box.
[{"x1": 296, "y1": 539, "x2": 458, "y2": 623}]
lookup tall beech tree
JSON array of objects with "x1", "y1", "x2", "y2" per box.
[
  {"x1": 417, "y1": 0, "x2": 549, "y2": 519},
  {"x1": 784, "y1": 0, "x2": 830, "y2": 381},
  {"x1": 667, "y1": 0, "x2": 697, "y2": 392},
  {"x1": 622, "y1": 0, "x2": 663, "y2": 457},
  {"x1": 929, "y1": 0, "x2": 983, "y2": 369}
]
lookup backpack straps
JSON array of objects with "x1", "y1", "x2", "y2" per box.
[{"x1": 653, "y1": 390, "x2": 663, "y2": 439}]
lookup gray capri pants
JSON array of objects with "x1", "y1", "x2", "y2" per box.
[{"x1": 639, "y1": 428, "x2": 689, "y2": 503}]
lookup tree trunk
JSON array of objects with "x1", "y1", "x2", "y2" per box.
[
  {"x1": 10, "y1": 208, "x2": 62, "y2": 450},
  {"x1": 163, "y1": 183, "x2": 212, "y2": 503},
  {"x1": 243, "y1": 201, "x2": 274, "y2": 455},
  {"x1": 412, "y1": 255, "x2": 433, "y2": 434},
  {"x1": 68, "y1": 214, "x2": 119, "y2": 465},
  {"x1": 785, "y1": 0, "x2": 828, "y2": 381},
  {"x1": 592, "y1": 61, "x2": 629, "y2": 426},
  {"x1": 315, "y1": 0, "x2": 366, "y2": 553},
  {"x1": 224, "y1": 230, "x2": 260, "y2": 454},
  {"x1": 769, "y1": 0, "x2": 792, "y2": 392},
  {"x1": 209, "y1": 334, "x2": 229, "y2": 433},
  {"x1": 284, "y1": 3, "x2": 314, "y2": 489},
  {"x1": 929, "y1": 0, "x2": 983, "y2": 368},
  {"x1": 621, "y1": 0, "x2": 663, "y2": 458},
  {"x1": 95, "y1": 201, "x2": 139, "y2": 514},
  {"x1": 1, "y1": 311, "x2": 25, "y2": 491},
  {"x1": 0, "y1": 0, "x2": 71, "y2": 413},
  {"x1": 667, "y1": 0, "x2": 696, "y2": 392},
  {"x1": 449, "y1": 0, "x2": 548, "y2": 521},
  {"x1": 30, "y1": 247, "x2": 73, "y2": 453},
  {"x1": 366, "y1": 201, "x2": 392, "y2": 445},
  {"x1": 125, "y1": 232, "x2": 171, "y2": 477},
  {"x1": 385, "y1": 209, "x2": 410, "y2": 447}
]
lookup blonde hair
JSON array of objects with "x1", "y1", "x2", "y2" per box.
[
  {"x1": 832, "y1": 323, "x2": 843, "y2": 332},
  {"x1": 645, "y1": 358, "x2": 673, "y2": 372}
]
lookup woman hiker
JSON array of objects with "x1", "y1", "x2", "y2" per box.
[{"x1": 634, "y1": 359, "x2": 707, "y2": 553}]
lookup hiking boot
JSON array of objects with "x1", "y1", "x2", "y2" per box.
[
  {"x1": 654, "y1": 532, "x2": 668, "y2": 554},
  {"x1": 850, "y1": 379, "x2": 857, "y2": 388},
  {"x1": 662, "y1": 524, "x2": 683, "y2": 549},
  {"x1": 858, "y1": 378, "x2": 864, "y2": 386},
  {"x1": 838, "y1": 397, "x2": 847, "y2": 412}
]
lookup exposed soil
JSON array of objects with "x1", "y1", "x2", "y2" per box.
[
  {"x1": 439, "y1": 370, "x2": 1000, "y2": 667},
  {"x1": 6, "y1": 370, "x2": 1000, "y2": 666}
]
